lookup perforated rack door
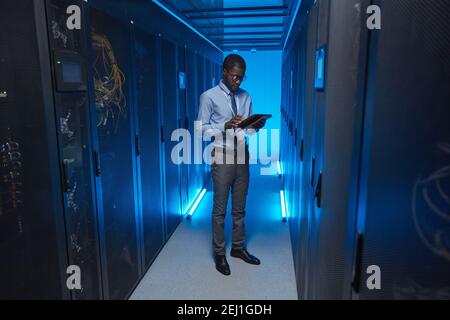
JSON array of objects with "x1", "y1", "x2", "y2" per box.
[
  {"x1": 0, "y1": 0, "x2": 69, "y2": 299},
  {"x1": 356, "y1": 0, "x2": 450, "y2": 300}
]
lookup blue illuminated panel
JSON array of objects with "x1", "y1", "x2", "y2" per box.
[
  {"x1": 179, "y1": 71, "x2": 186, "y2": 89},
  {"x1": 314, "y1": 47, "x2": 326, "y2": 90}
]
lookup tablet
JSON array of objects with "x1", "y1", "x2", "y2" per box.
[{"x1": 237, "y1": 114, "x2": 272, "y2": 129}]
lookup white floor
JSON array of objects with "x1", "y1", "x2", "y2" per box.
[{"x1": 130, "y1": 166, "x2": 298, "y2": 300}]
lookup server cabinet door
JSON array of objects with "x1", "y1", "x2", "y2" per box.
[
  {"x1": 291, "y1": 35, "x2": 306, "y2": 274},
  {"x1": 291, "y1": 47, "x2": 299, "y2": 213},
  {"x1": 297, "y1": 2, "x2": 319, "y2": 300},
  {"x1": 307, "y1": 0, "x2": 330, "y2": 300},
  {"x1": 354, "y1": 0, "x2": 450, "y2": 300},
  {"x1": 280, "y1": 59, "x2": 288, "y2": 174},
  {"x1": 160, "y1": 39, "x2": 182, "y2": 238},
  {"x1": 205, "y1": 59, "x2": 213, "y2": 91},
  {"x1": 213, "y1": 63, "x2": 217, "y2": 87},
  {"x1": 0, "y1": 0, "x2": 69, "y2": 299},
  {"x1": 216, "y1": 63, "x2": 221, "y2": 87},
  {"x1": 177, "y1": 46, "x2": 189, "y2": 216},
  {"x1": 186, "y1": 49, "x2": 202, "y2": 204},
  {"x1": 313, "y1": 0, "x2": 366, "y2": 300},
  {"x1": 45, "y1": 0, "x2": 102, "y2": 299},
  {"x1": 286, "y1": 52, "x2": 295, "y2": 225},
  {"x1": 198, "y1": 55, "x2": 206, "y2": 95},
  {"x1": 132, "y1": 27, "x2": 164, "y2": 269},
  {"x1": 204, "y1": 59, "x2": 213, "y2": 181},
  {"x1": 196, "y1": 54, "x2": 206, "y2": 190},
  {"x1": 88, "y1": 4, "x2": 140, "y2": 299}
]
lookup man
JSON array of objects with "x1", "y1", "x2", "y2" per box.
[{"x1": 197, "y1": 54, "x2": 266, "y2": 276}]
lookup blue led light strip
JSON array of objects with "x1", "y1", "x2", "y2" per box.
[
  {"x1": 186, "y1": 189, "x2": 207, "y2": 219},
  {"x1": 280, "y1": 190, "x2": 287, "y2": 222},
  {"x1": 182, "y1": 188, "x2": 203, "y2": 215},
  {"x1": 152, "y1": 0, "x2": 223, "y2": 52},
  {"x1": 283, "y1": 0, "x2": 303, "y2": 50},
  {"x1": 277, "y1": 161, "x2": 282, "y2": 176}
]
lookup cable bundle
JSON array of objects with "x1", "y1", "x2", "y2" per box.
[{"x1": 91, "y1": 32, "x2": 127, "y2": 131}]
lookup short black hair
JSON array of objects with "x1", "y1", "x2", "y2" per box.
[{"x1": 223, "y1": 54, "x2": 246, "y2": 71}]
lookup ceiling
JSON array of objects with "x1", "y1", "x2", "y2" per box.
[{"x1": 158, "y1": 0, "x2": 298, "y2": 51}]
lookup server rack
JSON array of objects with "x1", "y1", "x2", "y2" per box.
[
  {"x1": 354, "y1": 0, "x2": 450, "y2": 299},
  {"x1": 203, "y1": 59, "x2": 213, "y2": 183},
  {"x1": 45, "y1": 0, "x2": 104, "y2": 299},
  {"x1": 282, "y1": 0, "x2": 450, "y2": 300},
  {"x1": 0, "y1": 0, "x2": 70, "y2": 299},
  {"x1": 160, "y1": 38, "x2": 182, "y2": 238},
  {"x1": 177, "y1": 46, "x2": 189, "y2": 217},
  {"x1": 1, "y1": 0, "x2": 221, "y2": 300},
  {"x1": 306, "y1": 0, "x2": 329, "y2": 300},
  {"x1": 131, "y1": 25, "x2": 165, "y2": 271},
  {"x1": 196, "y1": 55, "x2": 207, "y2": 188},
  {"x1": 313, "y1": 0, "x2": 369, "y2": 300},
  {"x1": 186, "y1": 48, "x2": 201, "y2": 206},
  {"x1": 87, "y1": 1, "x2": 142, "y2": 299},
  {"x1": 283, "y1": 0, "x2": 368, "y2": 300}
]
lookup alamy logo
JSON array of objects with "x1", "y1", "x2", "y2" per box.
[
  {"x1": 366, "y1": 265, "x2": 381, "y2": 290},
  {"x1": 66, "y1": 5, "x2": 81, "y2": 30},
  {"x1": 66, "y1": 265, "x2": 81, "y2": 290},
  {"x1": 367, "y1": 5, "x2": 381, "y2": 30},
  {"x1": 170, "y1": 123, "x2": 280, "y2": 176}
]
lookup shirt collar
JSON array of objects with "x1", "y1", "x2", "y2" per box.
[
  {"x1": 219, "y1": 80, "x2": 231, "y2": 95},
  {"x1": 219, "y1": 79, "x2": 243, "y2": 96}
]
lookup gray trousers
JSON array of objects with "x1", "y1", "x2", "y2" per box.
[{"x1": 211, "y1": 149, "x2": 250, "y2": 255}]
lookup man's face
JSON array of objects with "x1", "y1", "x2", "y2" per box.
[{"x1": 223, "y1": 65, "x2": 246, "y2": 92}]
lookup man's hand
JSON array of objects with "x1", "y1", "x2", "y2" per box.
[
  {"x1": 225, "y1": 115, "x2": 244, "y2": 129},
  {"x1": 251, "y1": 118, "x2": 266, "y2": 131}
]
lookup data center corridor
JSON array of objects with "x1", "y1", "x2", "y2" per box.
[
  {"x1": 1, "y1": 0, "x2": 449, "y2": 301},
  {"x1": 131, "y1": 165, "x2": 297, "y2": 300}
]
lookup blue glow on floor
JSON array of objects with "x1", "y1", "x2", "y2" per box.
[
  {"x1": 188, "y1": 165, "x2": 285, "y2": 224},
  {"x1": 131, "y1": 165, "x2": 298, "y2": 300}
]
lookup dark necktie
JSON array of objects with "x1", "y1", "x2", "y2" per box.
[
  {"x1": 230, "y1": 92, "x2": 238, "y2": 116},
  {"x1": 229, "y1": 92, "x2": 239, "y2": 150}
]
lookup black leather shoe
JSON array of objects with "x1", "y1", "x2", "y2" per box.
[
  {"x1": 230, "y1": 248, "x2": 261, "y2": 265},
  {"x1": 214, "y1": 254, "x2": 231, "y2": 276}
]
